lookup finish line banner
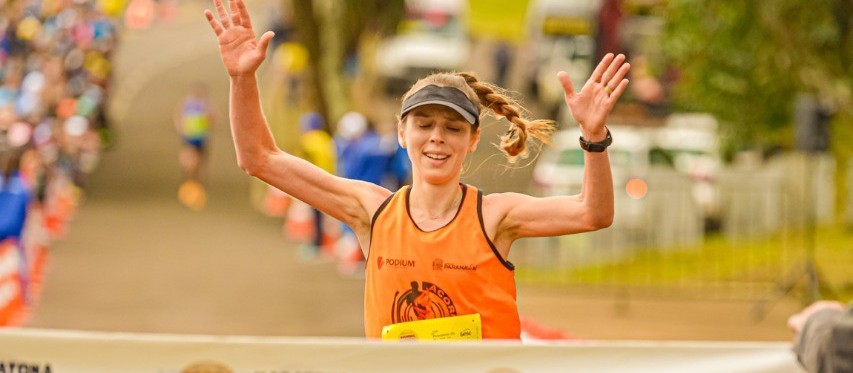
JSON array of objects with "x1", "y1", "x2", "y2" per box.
[{"x1": 0, "y1": 328, "x2": 801, "y2": 373}]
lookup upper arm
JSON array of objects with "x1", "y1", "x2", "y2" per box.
[
  {"x1": 485, "y1": 192, "x2": 606, "y2": 243},
  {"x1": 254, "y1": 151, "x2": 391, "y2": 232}
]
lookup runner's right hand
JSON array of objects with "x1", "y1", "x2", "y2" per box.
[{"x1": 204, "y1": 0, "x2": 274, "y2": 78}]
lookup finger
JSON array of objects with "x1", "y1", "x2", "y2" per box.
[
  {"x1": 214, "y1": 0, "x2": 230, "y2": 28},
  {"x1": 237, "y1": 0, "x2": 253, "y2": 30},
  {"x1": 257, "y1": 31, "x2": 275, "y2": 54},
  {"x1": 557, "y1": 71, "x2": 575, "y2": 98},
  {"x1": 229, "y1": 0, "x2": 241, "y2": 26},
  {"x1": 600, "y1": 54, "x2": 626, "y2": 87},
  {"x1": 590, "y1": 53, "x2": 614, "y2": 83},
  {"x1": 607, "y1": 79, "x2": 630, "y2": 102},
  {"x1": 204, "y1": 10, "x2": 224, "y2": 36},
  {"x1": 607, "y1": 63, "x2": 631, "y2": 91}
]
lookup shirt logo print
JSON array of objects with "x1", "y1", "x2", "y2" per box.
[
  {"x1": 392, "y1": 281, "x2": 457, "y2": 323},
  {"x1": 432, "y1": 258, "x2": 477, "y2": 271}
]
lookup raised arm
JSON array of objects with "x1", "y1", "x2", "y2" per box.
[
  {"x1": 204, "y1": 0, "x2": 389, "y2": 236},
  {"x1": 204, "y1": 0, "x2": 275, "y2": 171},
  {"x1": 487, "y1": 54, "x2": 630, "y2": 246}
]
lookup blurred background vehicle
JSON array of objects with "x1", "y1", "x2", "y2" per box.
[
  {"x1": 375, "y1": 0, "x2": 470, "y2": 97},
  {"x1": 526, "y1": 0, "x2": 599, "y2": 120},
  {"x1": 654, "y1": 113, "x2": 722, "y2": 232},
  {"x1": 529, "y1": 124, "x2": 703, "y2": 266}
]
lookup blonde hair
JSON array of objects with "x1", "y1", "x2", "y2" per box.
[{"x1": 401, "y1": 72, "x2": 555, "y2": 162}]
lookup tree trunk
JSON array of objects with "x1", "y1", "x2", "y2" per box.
[
  {"x1": 288, "y1": 0, "x2": 405, "y2": 133},
  {"x1": 291, "y1": 0, "x2": 330, "y2": 129},
  {"x1": 316, "y1": 0, "x2": 347, "y2": 131}
]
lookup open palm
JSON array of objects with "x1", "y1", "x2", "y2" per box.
[
  {"x1": 204, "y1": 0, "x2": 273, "y2": 77},
  {"x1": 559, "y1": 53, "x2": 631, "y2": 136}
]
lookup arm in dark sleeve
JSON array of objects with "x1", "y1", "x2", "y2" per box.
[
  {"x1": 793, "y1": 307, "x2": 853, "y2": 373},
  {"x1": 832, "y1": 308, "x2": 853, "y2": 373}
]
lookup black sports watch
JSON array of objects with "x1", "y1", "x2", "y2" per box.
[{"x1": 578, "y1": 128, "x2": 612, "y2": 152}]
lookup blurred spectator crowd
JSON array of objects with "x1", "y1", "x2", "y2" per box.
[
  {"x1": 0, "y1": 0, "x2": 119, "y2": 325},
  {"x1": 263, "y1": 109, "x2": 412, "y2": 277}
]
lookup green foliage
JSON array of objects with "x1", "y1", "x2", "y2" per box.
[{"x1": 662, "y1": 0, "x2": 851, "y2": 159}]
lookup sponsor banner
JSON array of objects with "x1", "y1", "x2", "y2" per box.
[
  {"x1": 0, "y1": 329, "x2": 800, "y2": 373},
  {"x1": 467, "y1": 0, "x2": 531, "y2": 43}
]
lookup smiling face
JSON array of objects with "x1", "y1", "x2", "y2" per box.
[{"x1": 399, "y1": 104, "x2": 480, "y2": 186}]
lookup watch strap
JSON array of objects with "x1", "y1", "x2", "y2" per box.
[{"x1": 579, "y1": 128, "x2": 612, "y2": 152}]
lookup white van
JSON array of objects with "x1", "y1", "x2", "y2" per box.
[
  {"x1": 375, "y1": 0, "x2": 470, "y2": 96},
  {"x1": 531, "y1": 125, "x2": 703, "y2": 249},
  {"x1": 654, "y1": 113, "x2": 722, "y2": 228},
  {"x1": 526, "y1": 0, "x2": 600, "y2": 117}
]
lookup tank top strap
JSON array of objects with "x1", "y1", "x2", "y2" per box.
[{"x1": 459, "y1": 184, "x2": 478, "y2": 216}]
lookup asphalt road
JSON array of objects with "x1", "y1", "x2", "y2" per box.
[{"x1": 26, "y1": 0, "x2": 365, "y2": 337}]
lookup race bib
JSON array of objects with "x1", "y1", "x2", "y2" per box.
[{"x1": 381, "y1": 314, "x2": 481, "y2": 341}]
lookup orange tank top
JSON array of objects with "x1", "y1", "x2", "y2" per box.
[{"x1": 364, "y1": 184, "x2": 520, "y2": 340}]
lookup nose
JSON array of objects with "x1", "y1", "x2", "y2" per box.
[{"x1": 429, "y1": 126, "x2": 445, "y2": 144}]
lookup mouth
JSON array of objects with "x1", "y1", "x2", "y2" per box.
[{"x1": 424, "y1": 152, "x2": 449, "y2": 161}]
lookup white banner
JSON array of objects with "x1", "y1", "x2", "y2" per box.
[{"x1": 0, "y1": 328, "x2": 802, "y2": 373}]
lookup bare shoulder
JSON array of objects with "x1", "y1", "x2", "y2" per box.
[
  {"x1": 339, "y1": 179, "x2": 395, "y2": 234},
  {"x1": 482, "y1": 191, "x2": 531, "y2": 209},
  {"x1": 350, "y1": 181, "x2": 395, "y2": 252},
  {"x1": 480, "y1": 192, "x2": 536, "y2": 250},
  {"x1": 360, "y1": 181, "x2": 395, "y2": 214},
  {"x1": 481, "y1": 191, "x2": 534, "y2": 223}
]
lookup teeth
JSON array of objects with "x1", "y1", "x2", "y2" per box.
[{"x1": 425, "y1": 153, "x2": 448, "y2": 160}]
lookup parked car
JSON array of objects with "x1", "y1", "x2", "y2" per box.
[
  {"x1": 525, "y1": 0, "x2": 598, "y2": 118},
  {"x1": 654, "y1": 113, "x2": 722, "y2": 231},
  {"x1": 531, "y1": 125, "x2": 703, "y2": 251},
  {"x1": 375, "y1": 0, "x2": 469, "y2": 96}
]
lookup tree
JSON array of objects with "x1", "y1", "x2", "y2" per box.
[
  {"x1": 663, "y1": 0, "x2": 852, "y2": 218},
  {"x1": 289, "y1": 0, "x2": 405, "y2": 132}
]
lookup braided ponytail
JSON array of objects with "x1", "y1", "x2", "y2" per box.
[{"x1": 455, "y1": 72, "x2": 555, "y2": 162}]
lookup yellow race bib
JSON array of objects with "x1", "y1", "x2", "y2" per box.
[{"x1": 381, "y1": 314, "x2": 482, "y2": 341}]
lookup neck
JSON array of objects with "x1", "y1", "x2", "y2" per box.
[{"x1": 409, "y1": 181, "x2": 463, "y2": 220}]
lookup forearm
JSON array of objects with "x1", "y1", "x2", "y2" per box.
[
  {"x1": 229, "y1": 74, "x2": 278, "y2": 175},
  {"x1": 580, "y1": 150, "x2": 614, "y2": 228}
]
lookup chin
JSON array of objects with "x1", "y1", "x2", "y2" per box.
[{"x1": 419, "y1": 167, "x2": 462, "y2": 186}]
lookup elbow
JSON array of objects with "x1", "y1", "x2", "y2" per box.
[
  {"x1": 584, "y1": 209, "x2": 614, "y2": 231},
  {"x1": 580, "y1": 193, "x2": 614, "y2": 230},
  {"x1": 238, "y1": 160, "x2": 260, "y2": 177},
  {"x1": 236, "y1": 154, "x2": 267, "y2": 178},
  {"x1": 585, "y1": 217, "x2": 613, "y2": 231},
  {"x1": 596, "y1": 214, "x2": 614, "y2": 230}
]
